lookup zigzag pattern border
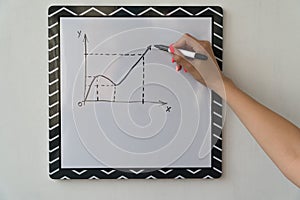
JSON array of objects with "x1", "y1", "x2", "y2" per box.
[{"x1": 48, "y1": 6, "x2": 223, "y2": 180}]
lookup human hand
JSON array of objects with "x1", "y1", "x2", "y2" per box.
[{"x1": 171, "y1": 33, "x2": 227, "y2": 96}]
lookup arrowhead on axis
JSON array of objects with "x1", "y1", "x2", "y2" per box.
[
  {"x1": 158, "y1": 100, "x2": 167, "y2": 106},
  {"x1": 83, "y1": 34, "x2": 88, "y2": 43}
]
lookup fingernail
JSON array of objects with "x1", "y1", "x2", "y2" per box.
[
  {"x1": 169, "y1": 44, "x2": 175, "y2": 54},
  {"x1": 176, "y1": 65, "x2": 182, "y2": 71},
  {"x1": 184, "y1": 68, "x2": 188, "y2": 73},
  {"x1": 171, "y1": 57, "x2": 175, "y2": 63}
]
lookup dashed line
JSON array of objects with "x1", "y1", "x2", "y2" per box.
[
  {"x1": 96, "y1": 78, "x2": 99, "y2": 101},
  {"x1": 113, "y1": 86, "x2": 116, "y2": 102},
  {"x1": 142, "y1": 56, "x2": 145, "y2": 104},
  {"x1": 87, "y1": 53, "x2": 143, "y2": 56}
]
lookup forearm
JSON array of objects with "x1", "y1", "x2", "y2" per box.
[
  {"x1": 172, "y1": 33, "x2": 300, "y2": 186},
  {"x1": 218, "y1": 78, "x2": 300, "y2": 187}
]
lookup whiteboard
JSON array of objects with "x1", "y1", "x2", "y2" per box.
[{"x1": 48, "y1": 6, "x2": 223, "y2": 179}]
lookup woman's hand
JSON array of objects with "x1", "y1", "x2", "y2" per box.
[{"x1": 171, "y1": 33, "x2": 228, "y2": 97}]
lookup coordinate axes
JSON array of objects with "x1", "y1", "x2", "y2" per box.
[{"x1": 77, "y1": 34, "x2": 168, "y2": 108}]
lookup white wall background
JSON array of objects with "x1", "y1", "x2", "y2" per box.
[{"x1": 0, "y1": 0, "x2": 299, "y2": 199}]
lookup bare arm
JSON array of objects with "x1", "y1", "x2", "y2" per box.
[
  {"x1": 172, "y1": 33, "x2": 300, "y2": 187},
  {"x1": 223, "y1": 78, "x2": 300, "y2": 187}
]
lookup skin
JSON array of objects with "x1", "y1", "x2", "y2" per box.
[{"x1": 172, "y1": 33, "x2": 300, "y2": 188}]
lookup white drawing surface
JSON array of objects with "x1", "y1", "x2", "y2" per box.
[{"x1": 60, "y1": 17, "x2": 212, "y2": 168}]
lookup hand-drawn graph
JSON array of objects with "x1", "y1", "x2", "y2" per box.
[
  {"x1": 59, "y1": 16, "x2": 215, "y2": 173},
  {"x1": 78, "y1": 34, "x2": 168, "y2": 108}
]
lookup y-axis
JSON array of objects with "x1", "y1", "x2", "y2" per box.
[{"x1": 83, "y1": 34, "x2": 88, "y2": 105}]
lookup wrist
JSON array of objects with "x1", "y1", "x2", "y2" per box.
[{"x1": 211, "y1": 75, "x2": 235, "y2": 100}]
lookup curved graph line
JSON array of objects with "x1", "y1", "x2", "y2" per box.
[{"x1": 84, "y1": 45, "x2": 151, "y2": 102}]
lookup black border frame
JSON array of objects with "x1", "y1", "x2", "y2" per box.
[{"x1": 48, "y1": 6, "x2": 223, "y2": 179}]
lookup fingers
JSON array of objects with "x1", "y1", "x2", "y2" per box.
[
  {"x1": 170, "y1": 43, "x2": 182, "y2": 71},
  {"x1": 171, "y1": 57, "x2": 175, "y2": 63},
  {"x1": 170, "y1": 43, "x2": 194, "y2": 72},
  {"x1": 172, "y1": 56, "x2": 182, "y2": 71},
  {"x1": 173, "y1": 33, "x2": 201, "y2": 52},
  {"x1": 169, "y1": 43, "x2": 175, "y2": 54},
  {"x1": 171, "y1": 42, "x2": 207, "y2": 84},
  {"x1": 172, "y1": 53, "x2": 193, "y2": 72},
  {"x1": 176, "y1": 65, "x2": 182, "y2": 71},
  {"x1": 168, "y1": 33, "x2": 223, "y2": 89},
  {"x1": 172, "y1": 52, "x2": 206, "y2": 84}
]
